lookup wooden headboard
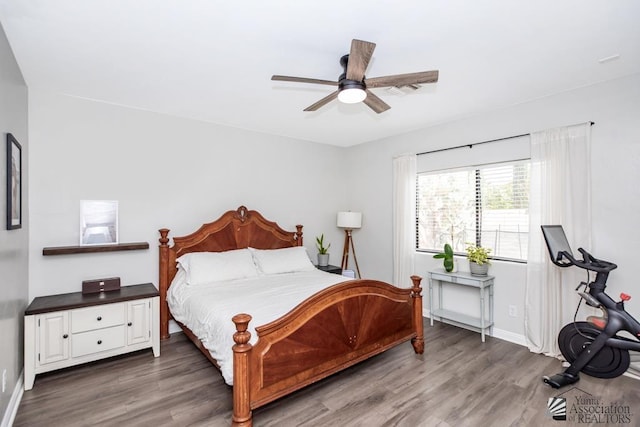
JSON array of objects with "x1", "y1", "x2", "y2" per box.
[{"x1": 158, "y1": 206, "x2": 303, "y2": 339}]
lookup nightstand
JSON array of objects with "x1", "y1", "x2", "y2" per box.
[{"x1": 316, "y1": 264, "x2": 343, "y2": 275}]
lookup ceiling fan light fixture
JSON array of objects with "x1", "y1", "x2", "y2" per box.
[
  {"x1": 338, "y1": 88, "x2": 367, "y2": 103},
  {"x1": 338, "y1": 80, "x2": 367, "y2": 104}
]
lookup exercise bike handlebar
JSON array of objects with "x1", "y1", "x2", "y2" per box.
[{"x1": 559, "y1": 248, "x2": 617, "y2": 273}]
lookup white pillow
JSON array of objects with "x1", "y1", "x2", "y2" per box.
[
  {"x1": 177, "y1": 249, "x2": 259, "y2": 285},
  {"x1": 249, "y1": 246, "x2": 316, "y2": 275}
]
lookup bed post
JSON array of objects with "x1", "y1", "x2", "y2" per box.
[
  {"x1": 295, "y1": 224, "x2": 303, "y2": 246},
  {"x1": 410, "y1": 275, "x2": 424, "y2": 354},
  {"x1": 159, "y1": 228, "x2": 171, "y2": 340},
  {"x1": 232, "y1": 314, "x2": 253, "y2": 427}
]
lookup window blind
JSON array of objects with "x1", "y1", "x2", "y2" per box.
[{"x1": 417, "y1": 159, "x2": 531, "y2": 261}]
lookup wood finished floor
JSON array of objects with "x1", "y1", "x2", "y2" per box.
[{"x1": 15, "y1": 320, "x2": 640, "y2": 427}]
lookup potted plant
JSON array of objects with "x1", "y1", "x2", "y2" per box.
[
  {"x1": 316, "y1": 234, "x2": 330, "y2": 267},
  {"x1": 466, "y1": 244, "x2": 491, "y2": 276},
  {"x1": 433, "y1": 243, "x2": 455, "y2": 272}
]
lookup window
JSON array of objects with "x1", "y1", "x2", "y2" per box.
[{"x1": 417, "y1": 160, "x2": 530, "y2": 261}]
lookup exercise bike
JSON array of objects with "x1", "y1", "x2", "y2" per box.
[{"x1": 540, "y1": 225, "x2": 640, "y2": 389}]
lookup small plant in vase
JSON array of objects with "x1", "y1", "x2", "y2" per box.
[
  {"x1": 433, "y1": 243, "x2": 455, "y2": 272},
  {"x1": 316, "y1": 234, "x2": 331, "y2": 267},
  {"x1": 466, "y1": 244, "x2": 491, "y2": 276}
]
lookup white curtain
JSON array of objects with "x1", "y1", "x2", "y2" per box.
[
  {"x1": 525, "y1": 123, "x2": 592, "y2": 356},
  {"x1": 392, "y1": 154, "x2": 417, "y2": 287}
]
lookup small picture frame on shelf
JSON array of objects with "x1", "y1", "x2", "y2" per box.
[
  {"x1": 80, "y1": 200, "x2": 118, "y2": 245},
  {"x1": 6, "y1": 133, "x2": 22, "y2": 230}
]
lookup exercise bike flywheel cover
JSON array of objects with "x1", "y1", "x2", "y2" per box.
[{"x1": 558, "y1": 322, "x2": 630, "y2": 379}]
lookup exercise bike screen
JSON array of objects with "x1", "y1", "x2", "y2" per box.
[{"x1": 541, "y1": 225, "x2": 573, "y2": 266}]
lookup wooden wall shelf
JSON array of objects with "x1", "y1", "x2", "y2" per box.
[{"x1": 42, "y1": 242, "x2": 149, "y2": 256}]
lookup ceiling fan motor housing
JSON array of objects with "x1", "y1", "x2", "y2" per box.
[
  {"x1": 339, "y1": 79, "x2": 365, "y2": 91},
  {"x1": 338, "y1": 54, "x2": 366, "y2": 90}
]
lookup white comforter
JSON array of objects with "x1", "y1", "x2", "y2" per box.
[{"x1": 167, "y1": 269, "x2": 351, "y2": 385}]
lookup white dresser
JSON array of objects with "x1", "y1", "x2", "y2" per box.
[{"x1": 24, "y1": 283, "x2": 160, "y2": 390}]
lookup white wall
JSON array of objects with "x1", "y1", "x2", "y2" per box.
[
  {"x1": 0, "y1": 19, "x2": 28, "y2": 425},
  {"x1": 26, "y1": 74, "x2": 640, "y2": 344},
  {"x1": 345, "y1": 73, "x2": 640, "y2": 341},
  {"x1": 28, "y1": 90, "x2": 349, "y2": 298}
]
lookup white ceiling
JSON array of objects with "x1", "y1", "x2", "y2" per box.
[{"x1": 1, "y1": 1, "x2": 639, "y2": 147}]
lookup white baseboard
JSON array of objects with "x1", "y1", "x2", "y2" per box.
[
  {"x1": 168, "y1": 319, "x2": 181, "y2": 334},
  {"x1": 1, "y1": 371, "x2": 23, "y2": 427},
  {"x1": 492, "y1": 328, "x2": 527, "y2": 346},
  {"x1": 424, "y1": 313, "x2": 527, "y2": 347}
]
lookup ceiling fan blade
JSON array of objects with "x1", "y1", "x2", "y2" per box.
[
  {"x1": 346, "y1": 39, "x2": 376, "y2": 81},
  {"x1": 272, "y1": 75, "x2": 338, "y2": 86},
  {"x1": 303, "y1": 91, "x2": 339, "y2": 112},
  {"x1": 366, "y1": 70, "x2": 439, "y2": 88},
  {"x1": 363, "y1": 90, "x2": 391, "y2": 114}
]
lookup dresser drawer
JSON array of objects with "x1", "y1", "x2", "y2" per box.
[
  {"x1": 72, "y1": 325, "x2": 125, "y2": 358},
  {"x1": 71, "y1": 303, "x2": 125, "y2": 333}
]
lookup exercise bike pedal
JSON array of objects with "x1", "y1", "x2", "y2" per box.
[{"x1": 543, "y1": 373, "x2": 580, "y2": 389}]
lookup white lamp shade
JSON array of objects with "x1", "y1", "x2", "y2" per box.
[{"x1": 337, "y1": 211, "x2": 362, "y2": 229}]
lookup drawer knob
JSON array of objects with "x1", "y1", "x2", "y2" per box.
[
  {"x1": 62, "y1": 334, "x2": 68, "y2": 339},
  {"x1": 97, "y1": 340, "x2": 102, "y2": 345},
  {"x1": 127, "y1": 322, "x2": 133, "y2": 327},
  {"x1": 97, "y1": 316, "x2": 102, "y2": 321}
]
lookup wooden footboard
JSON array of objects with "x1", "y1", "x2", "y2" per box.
[{"x1": 231, "y1": 276, "x2": 423, "y2": 427}]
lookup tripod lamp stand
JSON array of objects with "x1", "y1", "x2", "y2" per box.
[{"x1": 337, "y1": 211, "x2": 362, "y2": 278}]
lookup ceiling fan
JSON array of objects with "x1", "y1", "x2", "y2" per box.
[{"x1": 271, "y1": 39, "x2": 439, "y2": 114}]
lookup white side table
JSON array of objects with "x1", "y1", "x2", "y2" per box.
[{"x1": 428, "y1": 270, "x2": 494, "y2": 342}]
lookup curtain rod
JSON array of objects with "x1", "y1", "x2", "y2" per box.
[{"x1": 417, "y1": 121, "x2": 595, "y2": 156}]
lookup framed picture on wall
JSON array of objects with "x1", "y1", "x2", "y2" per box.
[
  {"x1": 80, "y1": 200, "x2": 119, "y2": 245},
  {"x1": 6, "y1": 133, "x2": 22, "y2": 230}
]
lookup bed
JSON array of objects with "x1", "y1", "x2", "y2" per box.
[{"x1": 158, "y1": 206, "x2": 424, "y2": 427}]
